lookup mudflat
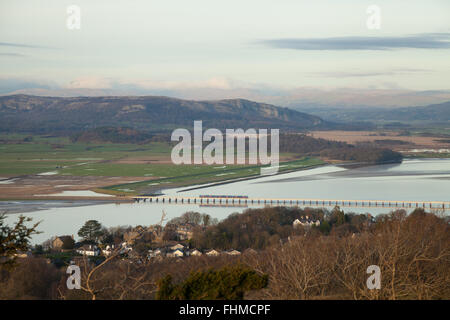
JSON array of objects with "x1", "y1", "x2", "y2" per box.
[{"x1": 0, "y1": 175, "x2": 147, "y2": 199}]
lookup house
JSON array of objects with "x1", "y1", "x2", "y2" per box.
[
  {"x1": 205, "y1": 249, "x2": 220, "y2": 256},
  {"x1": 170, "y1": 243, "x2": 185, "y2": 251},
  {"x1": 102, "y1": 244, "x2": 116, "y2": 256},
  {"x1": 148, "y1": 248, "x2": 163, "y2": 258},
  {"x1": 293, "y1": 219, "x2": 302, "y2": 228},
  {"x1": 52, "y1": 235, "x2": 74, "y2": 250},
  {"x1": 167, "y1": 249, "x2": 184, "y2": 258},
  {"x1": 225, "y1": 249, "x2": 241, "y2": 256},
  {"x1": 293, "y1": 216, "x2": 320, "y2": 228},
  {"x1": 120, "y1": 242, "x2": 133, "y2": 254},
  {"x1": 188, "y1": 249, "x2": 202, "y2": 256},
  {"x1": 76, "y1": 244, "x2": 100, "y2": 256},
  {"x1": 175, "y1": 224, "x2": 194, "y2": 240}
]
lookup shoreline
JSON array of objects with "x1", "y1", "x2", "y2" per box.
[
  {"x1": 170, "y1": 162, "x2": 331, "y2": 194},
  {"x1": 2, "y1": 157, "x2": 447, "y2": 203},
  {"x1": 159, "y1": 158, "x2": 412, "y2": 195},
  {"x1": 0, "y1": 161, "x2": 331, "y2": 204}
]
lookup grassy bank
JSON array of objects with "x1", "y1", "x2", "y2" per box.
[{"x1": 100, "y1": 157, "x2": 324, "y2": 195}]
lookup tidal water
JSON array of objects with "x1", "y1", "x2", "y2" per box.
[{"x1": 3, "y1": 159, "x2": 449, "y2": 244}]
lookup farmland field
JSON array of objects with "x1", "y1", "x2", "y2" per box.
[{"x1": 0, "y1": 135, "x2": 323, "y2": 197}]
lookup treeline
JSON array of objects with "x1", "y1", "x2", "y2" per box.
[
  {"x1": 319, "y1": 146, "x2": 403, "y2": 163},
  {"x1": 279, "y1": 133, "x2": 348, "y2": 153},
  {"x1": 279, "y1": 133, "x2": 403, "y2": 164},
  {"x1": 68, "y1": 128, "x2": 402, "y2": 164}
]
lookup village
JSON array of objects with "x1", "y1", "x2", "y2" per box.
[
  {"x1": 47, "y1": 214, "x2": 321, "y2": 262},
  {"x1": 19, "y1": 211, "x2": 324, "y2": 267},
  {"x1": 45, "y1": 222, "x2": 246, "y2": 265}
]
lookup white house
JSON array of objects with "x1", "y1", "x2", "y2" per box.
[
  {"x1": 102, "y1": 244, "x2": 116, "y2": 256},
  {"x1": 205, "y1": 249, "x2": 220, "y2": 256},
  {"x1": 119, "y1": 242, "x2": 133, "y2": 254},
  {"x1": 293, "y1": 216, "x2": 320, "y2": 228},
  {"x1": 167, "y1": 249, "x2": 184, "y2": 258},
  {"x1": 170, "y1": 243, "x2": 185, "y2": 251},
  {"x1": 76, "y1": 244, "x2": 100, "y2": 256},
  {"x1": 188, "y1": 249, "x2": 202, "y2": 256},
  {"x1": 226, "y1": 249, "x2": 241, "y2": 256},
  {"x1": 148, "y1": 248, "x2": 162, "y2": 258},
  {"x1": 175, "y1": 225, "x2": 194, "y2": 240}
]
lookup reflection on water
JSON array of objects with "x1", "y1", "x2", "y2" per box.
[
  {"x1": 170, "y1": 159, "x2": 450, "y2": 203},
  {"x1": 4, "y1": 159, "x2": 450, "y2": 244},
  {"x1": 36, "y1": 190, "x2": 114, "y2": 197}
]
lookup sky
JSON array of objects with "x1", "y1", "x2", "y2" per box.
[{"x1": 0, "y1": 0, "x2": 449, "y2": 107}]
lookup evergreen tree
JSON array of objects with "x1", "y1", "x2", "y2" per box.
[
  {"x1": 77, "y1": 220, "x2": 104, "y2": 243},
  {"x1": 0, "y1": 214, "x2": 40, "y2": 270}
]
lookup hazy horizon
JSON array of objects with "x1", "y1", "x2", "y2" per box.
[{"x1": 1, "y1": 0, "x2": 449, "y2": 107}]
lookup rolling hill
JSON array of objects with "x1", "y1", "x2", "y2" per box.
[
  {"x1": 293, "y1": 101, "x2": 450, "y2": 125},
  {"x1": 0, "y1": 95, "x2": 329, "y2": 134}
]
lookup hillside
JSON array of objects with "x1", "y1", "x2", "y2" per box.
[
  {"x1": 0, "y1": 95, "x2": 328, "y2": 134},
  {"x1": 293, "y1": 101, "x2": 450, "y2": 125},
  {"x1": 381, "y1": 101, "x2": 450, "y2": 122}
]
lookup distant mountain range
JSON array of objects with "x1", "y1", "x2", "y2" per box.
[
  {"x1": 293, "y1": 101, "x2": 450, "y2": 125},
  {"x1": 0, "y1": 95, "x2": 332, "y2": 134},
  {"x1": 4, "y1": 94, "x2": 444, "y2": 135}
]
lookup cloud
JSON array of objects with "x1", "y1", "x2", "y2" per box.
[
  {"x1": 259, "y1": 33, "x2": 450, "y2": 51},
  {"x1": 0, "y1": 78, "x2": 54, "y2": 94},
  {"x1": 314, "y1": 68, "x2": 432, "y2": 78},
  {"x1": 132, "y1": 77, "x2": 235, "y2": 91},
  {"x1": 66, "y1": 77, "x2": 114, "y2": 89},
  {"x1": 61, "y1": 77, "x2": 237, "y2": 94},
  {"x1": 0, "y1": 42, "x2": 56, "y2": 49},
  {"x1": 0, "y1": 52, "x2": 26, "y2": 57}
]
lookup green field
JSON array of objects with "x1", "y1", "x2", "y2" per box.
[
  {"x1": 0, "y1": 135, "x2": 325, "y2": 195},
  {"x1": 404, "y1": 153, "x2": 450, "y2": 159},
  {"x1": 0, "y1": 134, "x2": 172, "y2": 176},
  {"x1": 102, "y1": 157, "x2": 324, "y2": 194},
  {"x1": 406, "y1": 128, "x2": 450, "y2": 137}
]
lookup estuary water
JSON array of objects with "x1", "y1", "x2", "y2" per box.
[{"x1": 3, "y1": 158, "x2": 450, "y2": 244}]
